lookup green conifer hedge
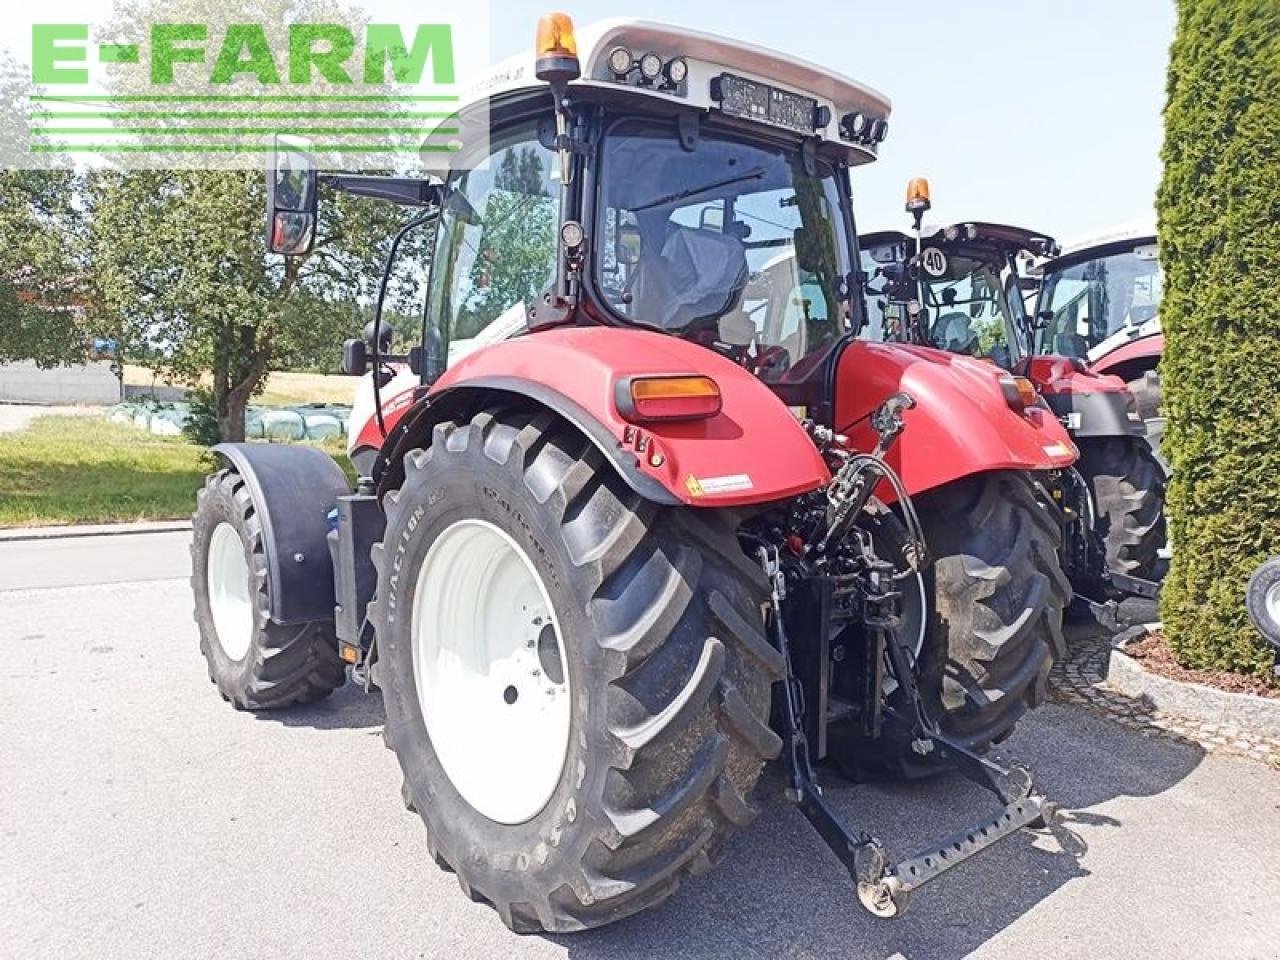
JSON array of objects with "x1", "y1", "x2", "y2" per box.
[{"x1": 1157, "y1": 0, "x2": 1280, "y2": 677}]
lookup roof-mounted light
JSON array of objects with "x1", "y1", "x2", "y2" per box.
[
  {"x1": 665, "y1": 57, "x2": 688, "y2": 86},
  {"x1": 638, "y1": 52, "x2": 663, "y2": 81},
  {"x1": 905, "y1": 177, "x2": 931, "y2": 216},
  {"x1": 535, "y1": 12, "x2": 580, "y2": 84},
  {"x1": 607, "y1": 45, "x2": 633, "y2": 76}
]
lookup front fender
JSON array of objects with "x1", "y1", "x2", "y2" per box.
[
  {"x1": 211, "y1": 442, "x2": 351, "y2": 625},
  {"x1": 418, "y1": 327, "x2": 829, "y2": 507},
  {"x1": 833, "y1": 341, "x2": 1076, "y2": 499}
]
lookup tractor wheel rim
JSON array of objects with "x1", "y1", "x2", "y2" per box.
[
  {"x1": 1266, "y1": 582, "x2": 1280, "y2": 629},
  {"x1": 411, "y1": 518, "x2": 572, "y2": 825},
  {"x1": 207, "y1": 521, "x2": 254, "y2": 662}
]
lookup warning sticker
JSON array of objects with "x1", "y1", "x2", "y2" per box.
[{"x1": 686, "y1": 473, "x2": 754, "y2": 497}]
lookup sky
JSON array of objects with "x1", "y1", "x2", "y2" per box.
[
  {"x1": 1, "y1": 0, "x2": 1175, "y2": 244},
  {"x1": 486, "y1": 0, "x2": 1176, "y2": 245}
]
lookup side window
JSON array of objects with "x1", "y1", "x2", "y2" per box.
[{"x1": 427, "y1": 127, "x2": 559, "y2": 364}]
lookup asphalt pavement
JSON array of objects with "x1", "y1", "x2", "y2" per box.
[{"x1": 2, "y1": 531, "x2": 1278, "y2": 960}]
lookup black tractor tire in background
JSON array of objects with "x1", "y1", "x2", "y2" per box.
[
  {"x1": 190, "y1": 469, "x2": 347, "y2": 710},
  {"x1": 1074, "y1": 436, "x2": 1166, "y2": 586},
  {"x1": 1127, "y1": 369, "x2": 1167, "y2": 476},
  {"x1": 371, "y1": 406, "x2": 781, "y2": 933},
  {"x1": 832, "y1": 471, "x2": 1070, "y2": 779}
]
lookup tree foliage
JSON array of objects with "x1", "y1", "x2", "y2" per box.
[
  {"x1": 0, "y1": 54, "x2": 93, "y2": 368},
  {"x1": 1157, "y1": 0, "x2": 1280, "y2": 677}
]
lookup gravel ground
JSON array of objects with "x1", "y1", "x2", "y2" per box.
[{"x1": 1, "y1": 540, "x2": 1278, "y2": 959}]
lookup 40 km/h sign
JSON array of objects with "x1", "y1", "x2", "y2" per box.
[{"x1": 919, "y1": 246, "x2": 949, "y2": 278}]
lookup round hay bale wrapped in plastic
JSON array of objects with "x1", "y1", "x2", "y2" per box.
[
  {"x1": 259, "y1": 409, "x2": 305, "y2": 441},
  {"x1": 303, "y1": 413, "x2": 343, "y2": 440}
]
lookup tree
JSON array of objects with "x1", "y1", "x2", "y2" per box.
[
  {"x1": 0, "y1": 54, "x2": 93, "y2": 368},
  {"x1": 90, "y1": 168, "x2": 407, "y2": 439},
  {"x1": 1157, "y1": 0, "x2": 1280, "y2": 678},
  {"x1": 84, "y1": 0, "x2": 439, "y2": 441}
]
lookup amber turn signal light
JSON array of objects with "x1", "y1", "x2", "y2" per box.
[
  {"x1": 617, "y1": 375, "x2": 722, "y2": 422},
  {"x1": 1000, "y1": 375, "x2": 1040, "y2": 412}
]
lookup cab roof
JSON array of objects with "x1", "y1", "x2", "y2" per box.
[
  {"x1": 458, "y1": 18, "x2": 892, "y2": 165},
  {"x1": 859, "y1": 222, "x2": 1059, "y2": 258}
]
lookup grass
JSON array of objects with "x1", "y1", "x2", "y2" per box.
[
  {"x1": 123, "y1": 364, "x2": 354, "y2": 407},
  {"x1": 0, "y1": 416, "x2": 352, "y2": 528}
]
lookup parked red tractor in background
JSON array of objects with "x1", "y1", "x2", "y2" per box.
[
  {"x1": 859, "y1": 188, "x2": 1165, "y2": 625},
  {"x1": 190, "y1": 15, "x2": 1072, "y2": 929},
  {"x1": 1032, "y1": 224, "x2": 1165, "y2": 474}
]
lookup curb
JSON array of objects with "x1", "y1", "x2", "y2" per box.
[
  {"x1": 0, "y1": 520, "x2": 192, "y2": 543},
  {"x1": 1107, "y1": 643, "x2": 1280, "y2": 739}
]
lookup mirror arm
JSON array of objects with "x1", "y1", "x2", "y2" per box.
[{"x1": 319, "y1": 174, "x2": 442, "y2": 208}]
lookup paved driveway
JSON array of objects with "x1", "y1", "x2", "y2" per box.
[{"x1": 1, "y1": 532, "x2": 1278, "y2": 959}]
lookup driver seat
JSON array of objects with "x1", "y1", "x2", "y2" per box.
[{"x1": 631, "y1": 226, "x2": 749, "y2": 330}]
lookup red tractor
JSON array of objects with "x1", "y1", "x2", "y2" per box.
[
  {"x1": 1032, "y1": 224, "x2": 1165, "y2": 474},
  {"x1": 860, "y1": 206, "x2": 1165, "y2": 624},
  {"x1": 191, "y1": 15, "x2": 1072, "y2": 929}
]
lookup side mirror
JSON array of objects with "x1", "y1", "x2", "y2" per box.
[
  {"x1": 341, "y1": 338, "x2": 368, "y2": 377},
  {"x1": 265, "y1": 135, "x2": 318, "y2": 256}
]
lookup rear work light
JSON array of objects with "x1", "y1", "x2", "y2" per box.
[
  {"x1": 1000, "y1": 375, "x2": 1041, "y2": 412},
  {"x1": 616, "y1": 375, "x2": 722, "y2": 422}
]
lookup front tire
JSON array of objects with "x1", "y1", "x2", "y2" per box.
[
  {"x1": 372, "y1": 407, "x2": 781, "y2": 932},
  {"x1": 190, "y1": 469, "x2": 346, "y2": 710}
]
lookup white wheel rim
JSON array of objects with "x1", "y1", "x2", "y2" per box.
[
  {"x1": 411, "y1": 519, "x2": 572, "y2": 825},
  {"x1": 207, "y1": 522, "x2": 254, "y2": 662},
  {"x1": 1265, "y1": 582, "x2": 1280, "y2": 629}
]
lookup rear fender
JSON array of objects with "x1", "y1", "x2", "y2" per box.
[
  {"x1": 378, "y1": 327, "x2": 829, "y2": 507},
  {"x1": 211, "y1": 443, "x2": 351, "y2": 625},
  {"x1": 1019, "y1": 355, "x2": 1144, "y2": 438},
  {"x1": 833, "y1": 341, "x2": 1076, "y2": 500},
  {"x1": 1090, "y1": 332, "x2": 1164, "y2": 382}
]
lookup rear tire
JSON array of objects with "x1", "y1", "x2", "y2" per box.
[
  {"x1": 1075, "y1": 436, "x2": 1166, "y2": 584},
  {"x1": 372, "y1": 407, "x2": 781, "y2": 932},
  {"x1": 191, "y1": 469, "x2": 346, "y2": 710},
  {"x1": 1127, "y1": 370, "x2": 1167, "y2": 476},
  {"x1": 831, "y1": 472, "x2": 1069, "y2": 778}
]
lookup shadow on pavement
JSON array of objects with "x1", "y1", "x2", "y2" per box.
[
  {"x1": 549, "y1": 704, "x2": 1204, "y2": 960},
  {"x1": 253, "y1": 678, "x2": 385, "y2": 731},
  {"x1": 246, "y1": 633, "x2": 1207, "y2": 959}
]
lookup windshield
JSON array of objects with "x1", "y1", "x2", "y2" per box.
[
  {"x1": 1037, "y1": 244, "x2": 1162, "y2": 357},
  {"x1": 860, "y1": 243, "x2": 1022, "y2": 368},
  {"x1": 596, "y1": 118, "x2": 851, "y2": 383}
]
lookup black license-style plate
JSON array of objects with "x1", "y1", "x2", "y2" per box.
[{"x1": 712, "y1": 73, "x2": 816, "y2": 133}]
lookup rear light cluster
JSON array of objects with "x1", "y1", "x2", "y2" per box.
[
  {"x1": 999, "y1": 375, "x2": 1041, "y2": 412},
  {"x1": 616, "y1": 375, "x2": 721, "y2": 422},
  {"x1": 606, "y1": 46, "x2": 688, "y2": 93}
]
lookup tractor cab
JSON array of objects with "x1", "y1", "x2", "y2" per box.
[
  {"x1": 858, "y1": 219, "x2": 1057, "y2": 370},
  {"x1": 1033, "y1": 228, "x2": 1162, "y2": 370}
]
